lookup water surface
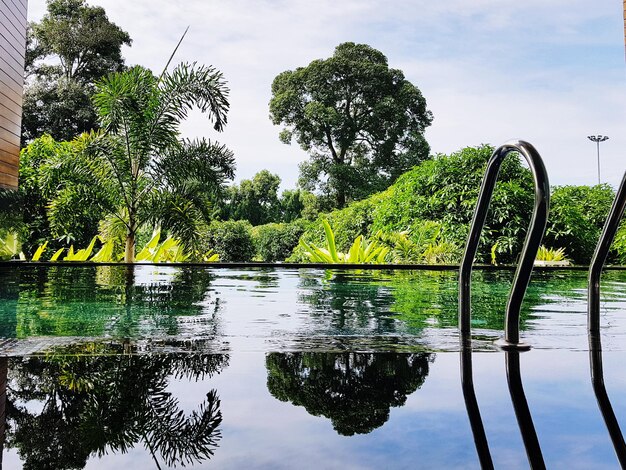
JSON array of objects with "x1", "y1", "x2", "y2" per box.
[{"x1": 1, "y1": 265, "x2": 626, "y2": 468}]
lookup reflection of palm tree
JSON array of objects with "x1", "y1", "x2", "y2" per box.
[
  {"x1": 266, "y1": 352, "x2": 433, "y2": 435},
  {"x1": 5, "y1": 343, "x2": 228, "y2": 468}
]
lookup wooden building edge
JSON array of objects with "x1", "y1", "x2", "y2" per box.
[{"x1": 0, "y1": 0, "x2": 27, "y2": 189}]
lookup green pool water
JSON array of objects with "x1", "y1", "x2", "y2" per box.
[{"x1": 0, "y1": 264, "x2": 625, "y2": 468}]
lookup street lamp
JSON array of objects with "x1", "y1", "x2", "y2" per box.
[{"x1": 587, "y1": 135, "x2": 609, "y2": 185}]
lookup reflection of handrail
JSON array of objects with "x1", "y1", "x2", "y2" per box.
[
  {"x1": 589, "y1": 337, "x2": 626, "y2": 467},
  {"x1": 460, "y1": 345, "x2": 494, "y2": 469},
  {"x1": 588, "y1": 172, "x2": 626, "y2": 339},
  {"x1": 459, "y1": 140, "x2": 549, "y2": 350},
  {"x1": 506, "y1": 351, "x2": 546, "y2": 469}
]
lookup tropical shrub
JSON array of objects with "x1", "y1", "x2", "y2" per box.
[
  {"x1": 290, "y1": 194, "x2": 385, "y2": 262},
  {"x1": 370, "y1": 145, "x2": 534, "y2": 263},
  {"x1": 535, "y1": 246, "x2": 569, "y2": 263},
  {"x1": 15, "y1": 135, "x2": 110, "y2": 255},
  {"x1": 252, "y1": 221, "x2": 308, "y2": 262},
  {"x1": 200, "y1": 220, "x2": 255, "y2": 262},
  {"x1": 0, "y1": 231, "x2": 22, "y2": 260},
  {"x1": 544, "y1": 185, "x2": 614, "y2": 264},
  {"x1": 295, "y1": 145, "x2": 534, "y2": 264},
  {"x1": 376, "y1": 221, "x2": 461, "y2": 264},
  {"x1": 299, "y1": 221, "x2": 389, "y2": 264}
]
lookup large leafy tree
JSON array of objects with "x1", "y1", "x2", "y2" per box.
[
  {"x1": 269, "y1": 42, "x2": 433, "y2": 208},
  {"x1": 220, "y1": 170, "x2": 281, "y2": 225},
  {"x1": 22, "y1": 0, "x2": 131, "y2": 143},
  {"x1": 77, "y1": 63, "x2": 235, "y2": 262}
]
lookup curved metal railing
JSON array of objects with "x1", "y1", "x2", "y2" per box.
[
  {"x1": 459, "y1": 140, "x2": 550, "y2": 350},
  {"x1": 588, "y1": 171, "x2": 626, "y2": 339}
]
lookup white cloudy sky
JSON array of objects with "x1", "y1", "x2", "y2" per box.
[{"x1": 27, "y1": 0, "x2": 626, "y2": 190}]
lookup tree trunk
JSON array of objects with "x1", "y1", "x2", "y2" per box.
[
  {"x1": 124, "y1": 232, "x2": 135, "y2": 263},
  {"x1": 336, "y1": 188, "x2": 346, "y2": 209}
]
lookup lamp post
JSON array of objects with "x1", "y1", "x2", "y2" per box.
[{"x1": 587, "y1": 135, "x2": 609, "y2": 185}]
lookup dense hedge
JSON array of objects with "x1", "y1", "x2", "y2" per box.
[
  {"x1": 200, "y1": 220, "x2": 255, "y2": 262},
  {"x1": 293, "y1": 145, "x2": 535, "y2": 264},
  {"x1": 291, "y1": 145, "x2": 626, "y2": 265},
  {"x1": 543, "y1": 185, "x2": 615, "y2": 264},
  {"x1": 252, "y1": 221, "x2": 308, "y2": 262}
]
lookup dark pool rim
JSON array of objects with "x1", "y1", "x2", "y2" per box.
[{"x1": 2, "y1": 260, "x2": 626, "y2": 271}]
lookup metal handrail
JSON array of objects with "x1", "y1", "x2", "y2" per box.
[
  {"x1": 459, "y1": 140, "x2": 550, "y2": 350},
  {"x1": 588, "y1": 171, "x2": 626, "y2": 339}
]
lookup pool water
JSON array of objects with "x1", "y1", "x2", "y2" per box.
[{"x1": 0, "y1": 264, "x2": 625, "y2": 468}]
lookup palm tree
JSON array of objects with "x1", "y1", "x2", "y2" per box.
[{"x1": 84, "y1": 62, "x2": 235, "y2": 262}]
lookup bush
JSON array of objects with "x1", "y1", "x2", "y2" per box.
[
  {"x1": 370, "y1": 145, "x2": 534, "y2": 263},
  {"x1": 295, "y1": 145, "x2": 534, "y2": 264},
  {"x1": 612, "y1": 222, "x2": 626, "y2": 265},
  {"x1": 252, "y1": 221, "x2": 308, "y2": 262},
  {"x1": 544, "y1": 185, "x2": 614, "y2": 264},
  {"x1": 200, "y1": 220, "x2": 255, "y2": 262},
  {"x1": 288, "y1": 195, "x2": 384, "y2": 262}
]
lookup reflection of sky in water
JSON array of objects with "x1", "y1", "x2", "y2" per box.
[{"x1": 3, "y1": 350, "x2": 625, "y2": 469}]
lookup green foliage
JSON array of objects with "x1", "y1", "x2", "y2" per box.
[
  {"x1": 613, "y1": 222, "x2": 626, "y2": 265},
  {"x1": 270, "y1": 42, "x2": 433, "y2": 208},
  {"x1": 252, "y1": 221, "x2": 307, "y2": 262},
  {"x1": 64, "y1": 235, "x2": 99, "y2": 261},
  {"x1": 544, "y1": 184, "x2": 615, "y2": 264},
  {"x1": 135, "y1": 230, "x2": 191, "y2": 263},
  {"x1": 17, "y1": 135, "x2": 111, "y2": 255},
  {"x1": 200, "y1": 220, "x2": 255, "y2": 262},
  {"x1": 23, "y1": 0, "x2": 132, "y2": 142},
  {"x1": 220, "y1": 170, "x2": 281, "y2": 225},
  {"x1": 278, "y1": 189, "x2": 305, "y2": 223},
  {"x1": 295, "y1": 144, "x2": 532, "y2": 264},
  {"x1": 370, "y1": 144, "x2": 534, "y2": 264},
  {"x1": 0, "y1": 232, "x2": 23, "y2": 260},
  {"x1": 376, "y1": 221, "x2": 461, "y2": 264},
  {"x1": 294, "y1": 194, "x2": 383, "y2": 260},
  {"x1": 299, "y1": 220, "x2": 389, "y2": 264}
]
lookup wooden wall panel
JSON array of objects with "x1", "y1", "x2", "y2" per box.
[{"x1": 0, "y1": 0, "x2": 27, "y2": 189}]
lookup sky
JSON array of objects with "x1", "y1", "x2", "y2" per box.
[{"x1": 27, "y1": 0, "x2": 626, "y2": 191}]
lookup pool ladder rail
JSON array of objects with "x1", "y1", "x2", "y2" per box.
[
  {"x1": 459, "y1": 144, "x2": 626, "y2": 468},
  {"x1": 587, "y1": 171, "x2": 626, "y2": 468},
  {"x1": 459, "y1": 139, "x2": 550, "y2": 350},
  {"x1": 588, "y1": 171, "x2": 626, "y2": 340}
]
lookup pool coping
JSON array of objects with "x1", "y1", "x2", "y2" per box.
[{"x1": 1, "y1": 261, "x2": 626, "y2": 271}]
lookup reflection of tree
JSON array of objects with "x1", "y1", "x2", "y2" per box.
[
  {"x1": 0, "y1": 267, "x2": 19, "y2": 337},
  {"x1": 12, "y1": 265, "x2": 219, "y2": 338},
  {"x1": 297, "y1": 271, "x2": 399, "y2": 334},
  {"x1": 297, "y1": 269, "x2": 603, "y2": 337},
  {"x1": 5, "y1": 343, "x2": 228, "y2": 469},
  {"x1": 266, "y1": 352, "x2": 433, "y2": 436}
]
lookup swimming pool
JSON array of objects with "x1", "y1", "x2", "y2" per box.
[{"x1": 1, "y1": 264, "x2": 625, "y2": 468}]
